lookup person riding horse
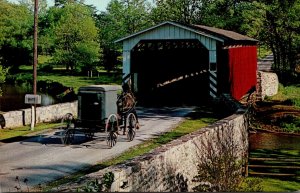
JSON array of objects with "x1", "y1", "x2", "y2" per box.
[{"x1": 116, "y1": 83, "x2": 140, "y2": 133}]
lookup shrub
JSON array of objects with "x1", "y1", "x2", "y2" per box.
[
  {"x1": 237, "y1": 177, "x2": 263, "y2": 192},
  {"x1": 39, "y1": 63, "x2": 53, "y2": 72},
  {"x1": 192, "y1": 124, "x2": 247, "y2": 192}
]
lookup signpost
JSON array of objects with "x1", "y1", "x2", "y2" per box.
[
  {"x1": 25, "y1": 94, "x2": 41, "y2": 130},
  {"x1": 25, "y1": 94, "x2": 41, "y2": 105},
  {"x1": 32, "y1": 0, "x2": 38, "y2": 130}
]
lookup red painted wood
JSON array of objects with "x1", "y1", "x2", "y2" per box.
[{"x1": 228, "y1": 46, "x2": 257, "y2": 100}]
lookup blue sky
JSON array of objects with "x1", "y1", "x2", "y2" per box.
[
  {"x1": 86, "y1": 0, "x2": 110, "y2": 11},
  {"x1": 8, "y1": 0, "x2": 111, "y2": 12}
]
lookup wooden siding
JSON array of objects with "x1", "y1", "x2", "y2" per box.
[
  {"x1": 122, "y1": 23, "x2": 219, "y2": 80},
  {"x1": 121, "y1": 22, "x2": 223, "y2": 99},
  {"x1": 228, "y1": 46, "x2": 257, "y2": 100},
  {"x1": 122, "y1": 24, "x2": 218, "y2": 51}
]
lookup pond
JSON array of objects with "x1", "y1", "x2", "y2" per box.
[
  {"x1": 249, "y1": 131, "x2": 300, "y2": 150},
  {"x1": 249, "y1": 131, "x2": 300, "y2": 179},
  {"x1": 0, "y1": 83, "x2": 76, "y2": 112}
]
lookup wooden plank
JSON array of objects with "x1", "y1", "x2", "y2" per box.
[
  {"x1": 249, "y1": 157, "x2": 300, "y2": 162},
  {"x1": 248, "y1": 165, "x2": 300, "y2": 169},
  {"x1": 249, "y1": 172, "x2": 296, "y2": 176}
]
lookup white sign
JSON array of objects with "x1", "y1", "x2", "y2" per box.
[{"x1": 25, "y1": 94, "x2": 41, "y2": 104}]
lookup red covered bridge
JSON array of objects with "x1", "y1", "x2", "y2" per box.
[{"x1": 116, "y1": 21, "x2": 258, "y2": 105}]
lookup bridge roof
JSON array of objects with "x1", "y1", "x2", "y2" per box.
[{"x1": 115, "y1": 21, "x2": 258, "y2": 45}]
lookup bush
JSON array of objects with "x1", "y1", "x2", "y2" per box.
[
  {"x1": 39, "y1": 63, "x2": 53, "y2": 72},
  {"x1": 77, "y1": 172, "x2": 114, "y2": 192},
  {"x1": 6, "y1": 73, "x2": 32, "y2": 85},
  {"x1": 237, "y1": 177, "x2": 263, "y2": 192},
  {"x1": 192, "y1": 124, "x2": 247, "y2": 192}
]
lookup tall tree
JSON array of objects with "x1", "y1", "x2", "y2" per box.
[
  {"x1": 263, "y1": 0, "x2": 300, "y2": 75},
  {"x1": 97, "y1": 0, "x2": 152, "y2": 71},
  {"x1": 50, "y1": 2, "x2": 101, "y2": 73},
  {"x1": 0, "y1": 65, "x2": 8, "y2": 84},
  {"x1": 150, "y1": 0, "x2": 204, "y2": 24},
  {"x1": 0, "y1": 64, "x2": 8, "y2": 95},
  {"x1": 199, "y1": 0, "x2": 242, "y2": 29},
  {"x1": 0, "y1": 0, "x2": 33, "y2": 71},
  {"x1": 150, "y1": 0, "x2": 248, "y2": 30},
  {"x1": 241, "y1": 0, "x2": 300, "y2": 78},
  {"x1": 19, "y1": 0, "x2": 48, "y2": 16},
  {"x1": 38, "y1": 6, "x2": 62, "y2": 55}
]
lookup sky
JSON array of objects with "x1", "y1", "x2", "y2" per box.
[
  {"x1": 85, "y1": 0, "x2": 110, "y2": 11},
  {"x1": 8, "y1": 0, "x2": 111, "y2": 12}
]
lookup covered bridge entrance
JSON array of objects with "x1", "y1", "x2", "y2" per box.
[{"x1": 116, "y1": 21, "x2": 258, "y2": 105}]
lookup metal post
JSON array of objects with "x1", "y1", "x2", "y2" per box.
[{"x1": 31, "y1": 0, "x2": 38, "y2": 130}]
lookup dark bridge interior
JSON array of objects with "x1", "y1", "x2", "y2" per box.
[{"x1": 131, "y1": 39, "x2": 209, "y2": 106}]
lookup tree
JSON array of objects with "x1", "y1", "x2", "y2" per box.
[
  {"x1": 38, "y1": 6, "x2": 63, "y2": 55},
  {"x1": 263, "y1": 0, "x2": 300, "y2": 76},
  {"x1": 54, "y1": 0, "x2": 82, "y2": 7},
  {"x1": 0, "y1": 64, "x2": 8, "y2": 95},
  {"x1": 240, "y1": 1, "x2": 266, "y2": 39},
  {"x1": 97, "y1": 0, "x2": 152, "y2": 71},
  {"x1": 150, "y1": 0, "x2": 204, "y2": 24},
  {"x1": 19, "y1": 0, "x2": 48, "y2": 16},
  {"x1": 241, "y1": 0, "x2": 300, "y2": 79},
  {"x1": 50, "y1": 2, "x2": 101, "y2": 73},
  {"x1": 0, "y1": 65, "x2": 8, "y2": 83},
  {"x1": 0, "y1": 0, "x2": 33, "y2": 71},
  {"x1": 150, "y1": 0, "x2": 300, "y2": 80},
  {"x1": 150, "y1": 0, "x2": 250, "y2": 31}
]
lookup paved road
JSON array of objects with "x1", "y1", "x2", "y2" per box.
[
  {"x1": 0, "y1": 106, "x2": 194, "y2": 192},
  {"x1": 258, "y1": 54, "x2": 274, "y2": 72}
]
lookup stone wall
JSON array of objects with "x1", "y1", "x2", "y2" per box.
[
  {"x1": 60, "y1": 101, "x2": 249, "y2": 192},
  {"x1": 257, "y1": 71, "x2": 279, "y2": 101},
  {"x1": 1, "y1": 101, "x2": 77, "y2": 128}
]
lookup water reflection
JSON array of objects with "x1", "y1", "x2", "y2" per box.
[
  {"x1": 249, "y1": 132, "x2": 300, "y2": 150},
  {"x1": 40, "y1": 93, "x2": 56, "y2": 106},
  {"x1": 0, "y1": 84, "x2": 57, "y2": 112}
]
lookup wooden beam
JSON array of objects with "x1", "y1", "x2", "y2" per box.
[
  {"x1": 249, "y1": 158, "x2": 300, "y2": 162},
  {"x1": 249, "y1": 172, "x2": 296, "y2": 176},
  {"x1": 248, "y1": 165, "x2": 300, "y2": 169}
]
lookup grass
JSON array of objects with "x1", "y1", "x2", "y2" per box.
[
  {"x1": 38, "y1": 74, "x2": 121, "y2": 93},
  {"x1": 42, "y1": 108, "x2": 219, "y2": 191},
  {"x1": 0, "y1": 122, "x2": 62, "y2": 141},
  {"x1": 278, "y1": 115, "x2": 300, "y2": 133},
  {"x1": 248, "y1": 177, "x2": 300, "y2": 192},
  {"x1": 101, "y1": 115, "x2": 217, "y2": 167},
  {"x1": 8, "y1": 70, "x2": 122, "y2": 93},
  {"x1": 262, "y1": 83, "x2": 300, "y2": 132},
  {"x1": 16, "y1": 57, "x2": 122, "y2": 94},
  {"x1": 266, "y1": 83, "x2": 300, "y2": 108}
]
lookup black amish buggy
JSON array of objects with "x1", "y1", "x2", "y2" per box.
[{"x1": 60, "y1": 84, "x2": 139, "y2": 148}]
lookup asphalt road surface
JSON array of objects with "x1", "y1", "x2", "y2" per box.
[{"x1": 0, "y1": 106, "x2": 194, "y2": 192}]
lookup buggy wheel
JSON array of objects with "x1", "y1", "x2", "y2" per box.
[
  {"x1": 60, "y1": 113, "x2": 74, "y2": 130},
  {"x1": 105, "y1": 114, "x2": 119, "y2": 133},
  {"x1": 62, "y1": 129, "x2": 75, "y2": 145},
  {"x1": 105, "y1": 114, "x2": 118, "y2": 147},
  {"x1": 126, "y1": 113, "x2": 137, "y2": 141},
  {"x1": 106, "y1": 131, "x2": 117, "y2": 147}
]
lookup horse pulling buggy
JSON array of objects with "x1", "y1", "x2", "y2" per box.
[{"x1": 60, "y1": 84, "x2": 139, "y2": 147}]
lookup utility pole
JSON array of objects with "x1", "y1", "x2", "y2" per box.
[{"x1": 31, "y1": 0, "x2": 38, "y2": 130}]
